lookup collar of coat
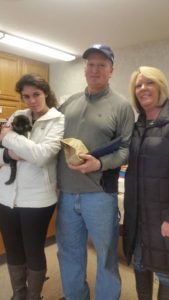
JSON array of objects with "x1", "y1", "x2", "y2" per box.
[{"x1": 137, "y1": 98, "x2": 169, "y2": 128}]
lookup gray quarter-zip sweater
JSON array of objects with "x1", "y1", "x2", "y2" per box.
[{"x1": 57, "y1": 86, "x2": 134, "y2": 193}]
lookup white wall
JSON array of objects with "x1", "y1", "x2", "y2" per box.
[
  {"x1": 49, "y1": 58, "x2": 86, "y2": 104},
  {"x1": 49, "y1": 39, "x2": 169, "y2": 104}
]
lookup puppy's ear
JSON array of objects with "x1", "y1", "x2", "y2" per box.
[{"x1": 25, "y1": 124, "x2": 32, "y2": 132}]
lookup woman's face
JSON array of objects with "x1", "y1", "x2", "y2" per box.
[
  {"x1": 135, "y1": 74, "x2": 160, "y2": 110},
  {"x1": 21, "y1": 85, "x2": 49, "y2": 116}
]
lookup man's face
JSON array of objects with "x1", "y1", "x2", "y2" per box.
[{"x1": 85, "y1": 52, "x2": 113, "y2": 92}]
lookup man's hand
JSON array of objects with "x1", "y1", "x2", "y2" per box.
[
  {"x1": 68, "y1": 154, "x2": 101, "y2": 174},
  {"x1": 161, "y1": 221, "x2": 169, "y2": 237}
]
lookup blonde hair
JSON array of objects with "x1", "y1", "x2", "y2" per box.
[{"x1": 130, "y1": 66, "x2": 169, "y2": 113}]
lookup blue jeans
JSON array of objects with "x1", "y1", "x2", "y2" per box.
[
  {"x1": 56, "y1": 192, "x2": 121, "y2": 300},
  {"x1": 134, "y1": 235, "x2": 169, "y2": 287}
]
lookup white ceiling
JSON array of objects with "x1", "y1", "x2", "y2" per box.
[{"x1": 0, "y1": 0, "x2": 169, "y2": 63}]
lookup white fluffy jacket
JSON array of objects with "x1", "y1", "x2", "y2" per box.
[{"x1": 0, "y1": 107, "x2": 64, "y2": 208}]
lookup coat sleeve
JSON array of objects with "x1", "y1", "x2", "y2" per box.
[
  {"x1": 0, "y1": 110, "x2": 18, "y2": 166},
  {"x1": 100, "y1": 101, "x2": 135, "y2": 170},
  {"x1": 162, "y1": 210, "x2": 169, "y2": 222},
  {"x1": 0, "y1": 148, "x2": 5, "y2": 166},
  {"x1": 2, "y1": 115, "x2": 64, "y2": 168}
]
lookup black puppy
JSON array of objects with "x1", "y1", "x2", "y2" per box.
[{"x1": 0, "y1": 115, "x2": 32, "y2": 185}]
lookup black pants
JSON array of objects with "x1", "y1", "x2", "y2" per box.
[{"x1": 0, "y1": 203, "x2": 56, "y2": 270}]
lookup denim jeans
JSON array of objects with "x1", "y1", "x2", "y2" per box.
[
  {"x1": 56, "y1": 192, "x2": 121, "y2": 300},
  {"x1": 134, "y1": 235, "x2": 169, "y2": 287}
]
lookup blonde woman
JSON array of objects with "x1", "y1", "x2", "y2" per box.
[{"x1": 123, "y1": 66, "x2": 169, "y2": 300}]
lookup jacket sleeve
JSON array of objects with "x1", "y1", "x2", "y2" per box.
[
  {"x1": 162, "y1": 210, "x2": 169, "y2": 223},
  {"x1": 0, "y1": 110, "x2": 20, "y2": 166},
  {"x1": 2, "y1": 115, "x2": 64, "y2": 168},
  {"x1": 0, "y1": 148, "x2": 5, "y2": 166},
  {"x1": 99, "y1": 101, "x2": 135, "y2": 171}
]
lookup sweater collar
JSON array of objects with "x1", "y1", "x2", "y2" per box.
[{"x1": 85, "y1": 85, "x2": 110, "y2": 100}]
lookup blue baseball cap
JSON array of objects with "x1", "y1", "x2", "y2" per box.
[{"x1": 82, "y1": 44, "x2": 114, "y2": 64}]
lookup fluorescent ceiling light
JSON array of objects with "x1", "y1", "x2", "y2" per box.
[{"x1": 0, "y1": 31, "x2": 76, "y2": 62}]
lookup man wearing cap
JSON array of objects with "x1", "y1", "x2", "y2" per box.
[{"x1": 56, "y1": 44, "x2": 134, "y2": 300}]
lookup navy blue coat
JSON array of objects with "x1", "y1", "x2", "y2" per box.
[{"x1": 123, "y1": 99, "x2": 169, "y2": 274}]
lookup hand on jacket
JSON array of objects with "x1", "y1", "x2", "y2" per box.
[
  {"x1": 8, "y1": 149, "x2": 22, "y2": 161},
  {"x1": 0, "y1": 126, "x2": 12, "y2": 141},
  {"x1": 161, "y1": 221, "x2": 169, "y2": 237},
  {"x1": 68, "y1": 154, "x2": 101, "y2": 174}
]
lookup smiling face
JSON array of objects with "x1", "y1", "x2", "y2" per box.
[
  {"x1": 85, "y1": 52, "x2": 113, "y2": 93},
  {"x1": 21, "y1": 85, "x2": 49, "y2": 118},
  {"x1": 135, "y1": 74, "x2": 160, "y2": 111}
]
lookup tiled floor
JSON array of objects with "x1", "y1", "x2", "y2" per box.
[{"x1": 0, "y1": 239, "x2": 158, "y2": 300}]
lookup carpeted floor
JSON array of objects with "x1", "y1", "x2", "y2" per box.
[{"x1": 0, "y1": 238, "x2": 158, "y2": 300}]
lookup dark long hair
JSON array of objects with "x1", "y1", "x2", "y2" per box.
[{"x1": 15, "y1": 73, "x2": 58, "y2": 108}]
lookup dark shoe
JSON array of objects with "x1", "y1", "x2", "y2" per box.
[
  {"x1": 134, "y1": 269, "x2": 153, "y2": 300},
  {"x1": 8, "y1": 264, "x2": 27, "y2": 300},
  {"x1": 158, "y1": 283, "x2": 169, "y2": 300},
  {"x1": 26, "y1": 268, "x2": 46, "y2": 300}
]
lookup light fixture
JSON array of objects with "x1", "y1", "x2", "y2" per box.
[{"x1": 0, "y1": 31, "x2": 76, "y2": 62}]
